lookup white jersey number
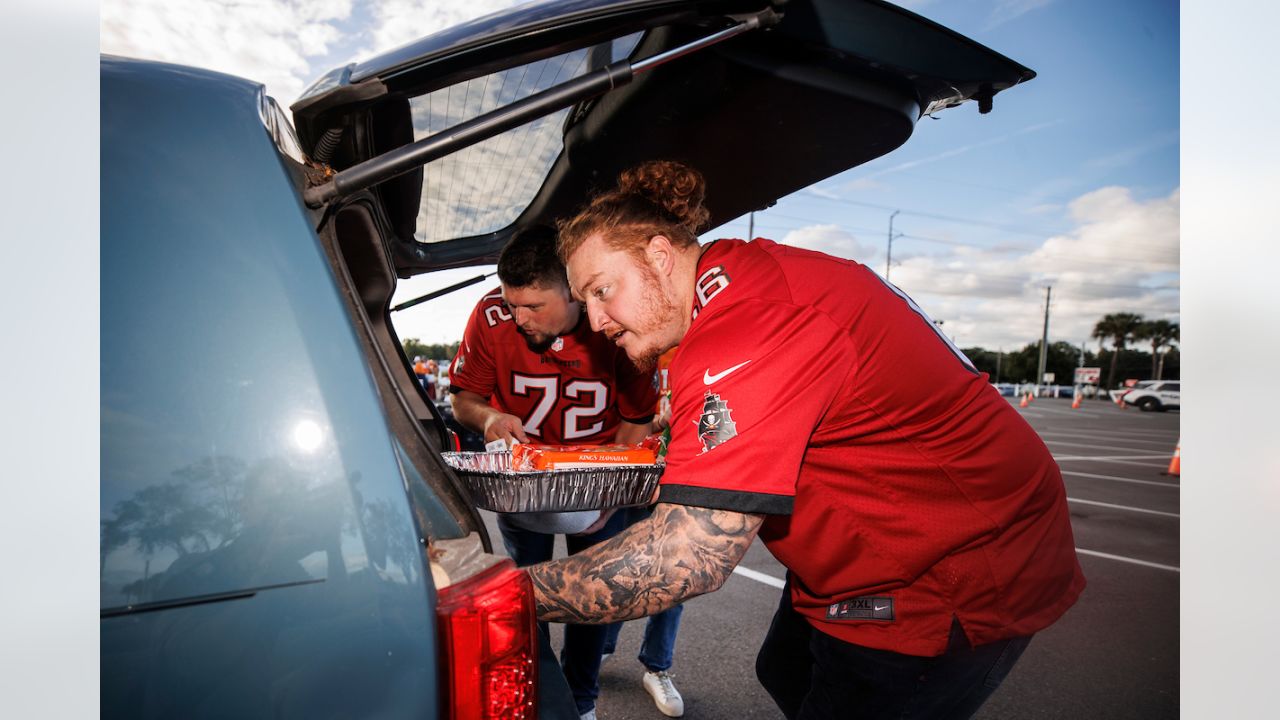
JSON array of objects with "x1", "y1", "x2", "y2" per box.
[
  {"x1": 512, "y1": 376, "x2": 557, "y2": 437},
  {"x1": 483, "y1": 304, "x2": 513, "y2": 327},
  {"x1": 563, "y1": 380, "x2": 608, "y2": 440},
  {"x1": 511, "y1": 375, "x2": 609, "y2": 439}
]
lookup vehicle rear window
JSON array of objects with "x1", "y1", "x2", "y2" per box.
[
  {"x1": 100, "y1": 108, "x2": 430, "y2": 612},
  {"x1": 409, "y1": 32, "x2": 640, "y2": 244}
]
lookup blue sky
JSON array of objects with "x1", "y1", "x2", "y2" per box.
[{"x1": 102, "y1": 0, "x2": 1180, "y2": 356}]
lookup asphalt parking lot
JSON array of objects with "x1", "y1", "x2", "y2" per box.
[{"x1": 482, "y1": 395, "x2": 1180, "y2": 719}]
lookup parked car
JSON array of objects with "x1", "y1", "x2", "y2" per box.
[
  {"x1": 102, "y1": 0, "x2": 1034, "y2": 717},
  {"x1": 1109, "y1": 380, "x2": 1158, "y2": 404},
  {"x1": 1120, "y1": 381, "x2": 1180, "y2": 412}
]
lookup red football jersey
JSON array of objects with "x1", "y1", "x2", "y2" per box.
[
  {"x1": 660, "y1": 239, "x2": 1085, "y2": 656},
  {"x1": 449, "y1": 288, "x2": 658, "y2": 444}
]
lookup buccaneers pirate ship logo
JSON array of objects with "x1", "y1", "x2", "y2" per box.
[{"x1": 697, "y1": 392, "x2": 738, "y2": 453}]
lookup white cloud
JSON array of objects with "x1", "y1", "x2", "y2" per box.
[
  {"x1": 101, "y1": 0, "x2": 355, "y2": 103},
  {"x1": 360, "y1": 0, "x2": 526, "y2": 59},
  {"x1": 889, "y1": 186, "x2": 1180, "y2": 349},
  {"x1": 781, "y1": 224, "x2": 876, "y2": 264},
  {"x1": 1024, "y1": 186, "x2": 1179, "y2": 272}
]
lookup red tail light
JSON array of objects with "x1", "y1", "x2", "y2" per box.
[{"x1": 436, "y1": 559, "x2": 538, "y2": 720}]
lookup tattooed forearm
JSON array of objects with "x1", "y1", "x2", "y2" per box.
[{"x1": 528, "y1": 503, "x2": 764, "y2": 623}]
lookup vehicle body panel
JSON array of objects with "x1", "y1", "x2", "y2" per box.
[{"x1": 101, "y1": 56, "x2": 448, "y2": 718}]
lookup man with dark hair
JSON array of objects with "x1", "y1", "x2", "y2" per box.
[{"x1": 448, "y1": 225, "x2": 660, "y2": 720}]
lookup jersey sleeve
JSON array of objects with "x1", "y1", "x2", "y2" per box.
[
  {"x1": 659, "y1": 299, "x2": 854, "y2": 515},
  {"x1": 448, "y1": 296, "x2": 500, "y2": 397},
  {"x1": 613, "y1": 351, "x2": 660, "y2": 425}
]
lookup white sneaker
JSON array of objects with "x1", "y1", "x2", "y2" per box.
[
  {"x1": 642, "y1": 670, "x2": 684, "y2": 718},
  {"x1": 579, "y1": 709, "x2": 596, "y2": 720}
]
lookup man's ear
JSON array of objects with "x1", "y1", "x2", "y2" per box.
[{"x1": 646, "y1": 234, "x2": 676, "y2": 276}]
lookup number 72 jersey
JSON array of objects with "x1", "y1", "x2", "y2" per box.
[{"x1": 448, "y1": 288, "x2": 658, "y2": 444}]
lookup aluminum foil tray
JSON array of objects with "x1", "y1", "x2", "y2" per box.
[{"x1": 441, "y1": 451, "x2": 663, "y2": 513}]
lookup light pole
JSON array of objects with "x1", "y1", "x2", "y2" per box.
[{"x1": 1036, "y1": 286, "x2": 1052, "y2": 394}]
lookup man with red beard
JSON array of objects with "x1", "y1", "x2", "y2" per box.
[
  {"x1": 449, "y1": 225, "x2": 658, "y2": 720},
  {"x1": 527, "y1": 161, "x2": 1085, "y2": 719}
]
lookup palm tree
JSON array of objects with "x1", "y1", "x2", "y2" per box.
[
  {"x1": 1092, "y1": 312, "x2": 1145, "y2": 390},
  {"x1": 1135, "y1": 319, "x2": 1180, "y2": 380}
]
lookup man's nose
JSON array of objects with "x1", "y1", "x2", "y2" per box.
[
  {"x1": 586, "y1": 302, "x2": 608, "y2": 332},
  {"x1": 513, "y1": 307, "x2": 531, "y2": 326}
]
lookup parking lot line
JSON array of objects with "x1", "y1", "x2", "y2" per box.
[
  {"x1": 1044, "y1": 439, "x2": 1174, "y2": 454},
  {"x1": 1066, "y1": 497, "x2": 1179, "y2": 518},
  {"x1": 1053, "y1": 453, "x2": 1169, "y2": 466},
  {"x1": 732, "y1": 565, "x2": 786, "y2": 589},
  {"x1": 1039, "y1": 430, "x2": 1176, "y2": 446},
  {"x1": 1018, "y1": 406, "x2": 1107, "y2": 417},
  {"x1": 1061, "y1": 470, "x2": 1179, "y2": 488},
  {"x1": 1075, "y1": 547, "x2": 1179, "y2": 573}
]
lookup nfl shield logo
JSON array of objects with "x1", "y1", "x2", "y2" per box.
[{"x1": 552, "y1": 337, "x2": 564, "y2": 352}]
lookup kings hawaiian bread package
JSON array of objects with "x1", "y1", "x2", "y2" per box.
[{"x1": 510, "y1": 442, "x2": 658, "y2": 471}]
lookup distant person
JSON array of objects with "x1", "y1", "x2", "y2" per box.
[
  {"x1": 424, "y1": 358, "x2": 439, "y2": 400},
  {"x1": 526, "y1": 160, "x2": 1086, "y2": 720},
  {"x1": 412, "y1": 356, "x2": 430, "y2": 392},
  {"x1": 448, "y1": 225, "x2": 659, "y2": 720}
]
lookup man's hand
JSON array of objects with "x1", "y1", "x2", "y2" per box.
[
  {"x1": 451, "y1": 389, "x2": 530, "y2": 445},
  {"x1": 527, "y1": 502, "x2": 764, "y2": 624},
  {"x1": 483, "y1": 411, "x2": 530, "y2": 445}
]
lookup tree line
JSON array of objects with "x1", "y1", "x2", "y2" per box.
[
  {"x1": 404, "y1": 314, "x2": 1178, "y2": 391},
  {"x1": 962, "y1": 313, "x2": 1179, "y2": 389},
  {"x1": 401, "y1": 339, "x2": 460, "y2": 364}
]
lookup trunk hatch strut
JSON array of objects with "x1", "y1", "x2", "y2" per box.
[{"x1": 303, "y1": 9, "x2": 779, "y2": 208}]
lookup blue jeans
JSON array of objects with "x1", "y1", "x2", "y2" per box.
[
  {"x1": 498, "y1": 511, "x2": 627, "y2": 714},
  {"x1": 755, "y1": 586, "x2": 1032, "y2": 720},
  {"x1": 600, "y1": 506, "x2": 685, "y2": 672}
]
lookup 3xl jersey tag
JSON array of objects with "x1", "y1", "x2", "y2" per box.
[{"x1": 826, "y1": 596, "x2": 895, "y2": 622}]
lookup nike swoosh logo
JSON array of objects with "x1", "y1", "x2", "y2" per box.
[
  {"x1": 703, "y1": 360, "x2": 751, "y2": 385},
  {"x1": 874, "y1": 604, "x2": 889, "y2": 612}
]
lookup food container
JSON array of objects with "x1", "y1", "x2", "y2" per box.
[
  {"x1": 512, "y1": 443, "x2": 657, "y2": 470},
  {"x1": 441, "y1": 451, "x2": 663, "y2": 513}
]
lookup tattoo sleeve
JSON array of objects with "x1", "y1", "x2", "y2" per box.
[{"x1": 528, "y1": 503, "x2": 765, "y2": 623}]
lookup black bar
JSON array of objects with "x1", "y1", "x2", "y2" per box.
[
  {"x1": 305, "y1": 61, "x2": 633, "y2": 207},
  {"x1": 303, "y1": 14, "x2": 773, "y2": 208},
  {"x1": 392, "y1": 271, "x2": 496, "y2": 312}
]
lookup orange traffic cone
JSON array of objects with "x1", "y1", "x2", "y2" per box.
[
  {"x1": 1071, "y1": 393, "x2": 1082, "y2": 409},
  {"x1": 1027, "y1": 391, "x2": 1034, "y2": 403},
  {"x1": 1019, "y1": 393, "x2": 1029, "y2": 408},
  {"x1": 1165, "y1": 441, "x2": 1180, "y2": 476}
]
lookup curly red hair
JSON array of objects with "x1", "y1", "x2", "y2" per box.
[{"x1": 557, "y1": 160, "x2": 710, "y2": 262}]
